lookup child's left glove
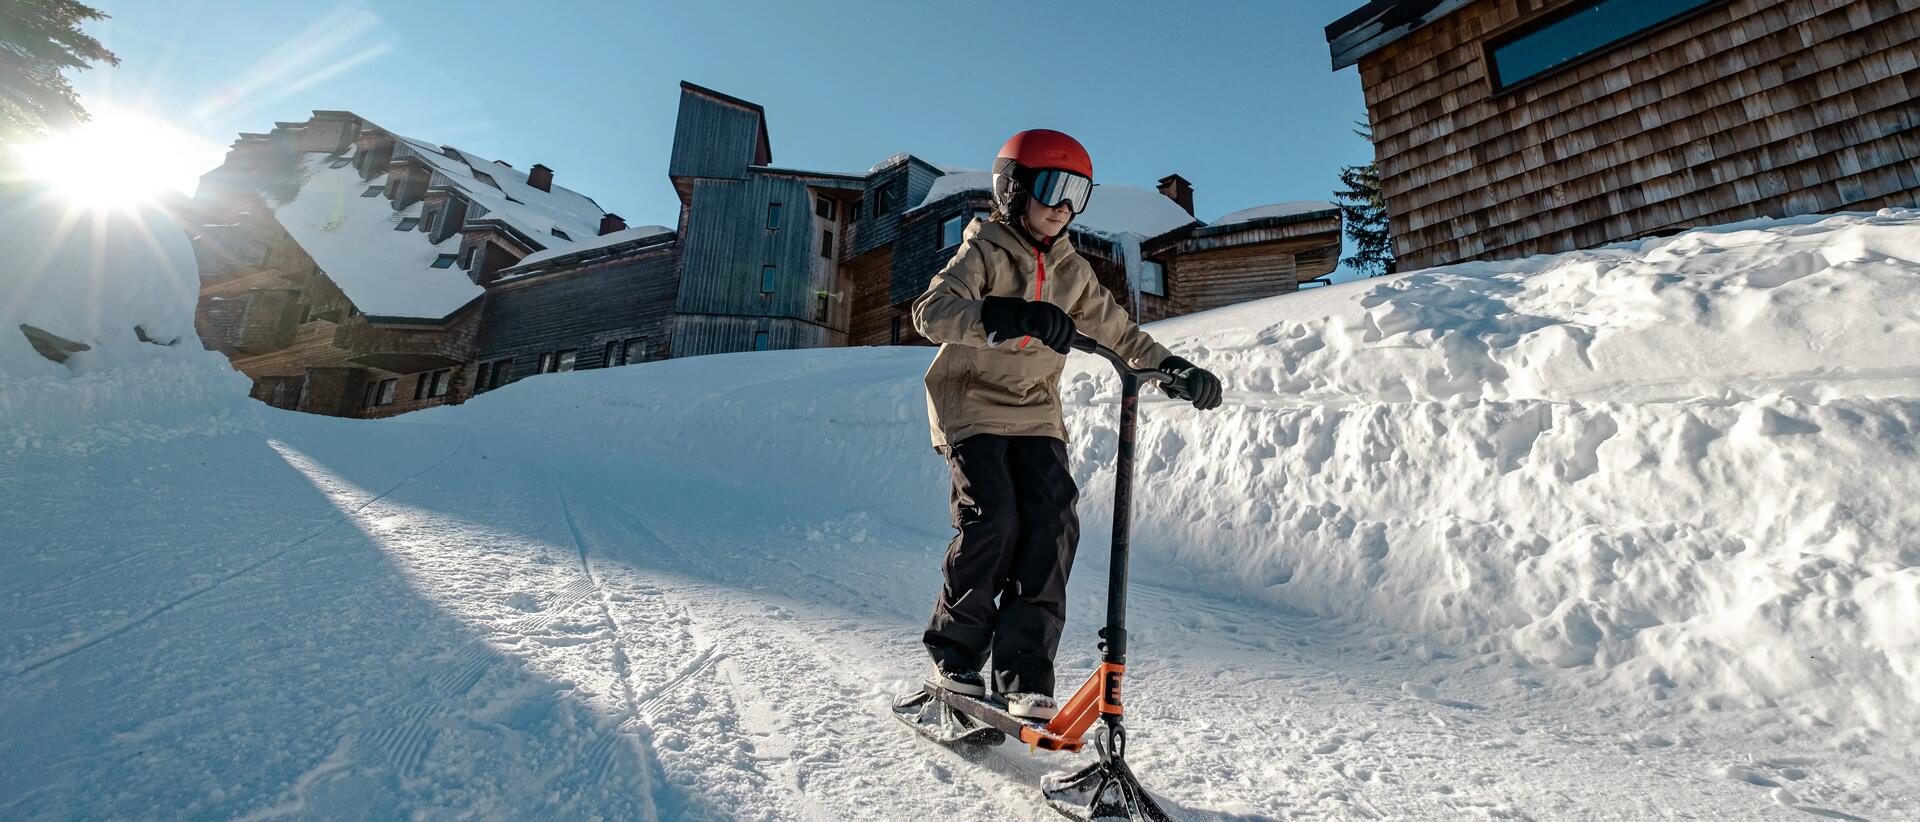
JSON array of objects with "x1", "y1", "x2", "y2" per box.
[{"x1": 1158, "y1": 355, "x2": 1223, "y2": 410}]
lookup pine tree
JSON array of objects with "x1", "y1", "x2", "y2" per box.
[
  {"x1": 0, "y1": 0, "x2": 119, "y2": 148},
  {"x1": 1334, "y1": 121, "x2": 1396, "y2": 277}
]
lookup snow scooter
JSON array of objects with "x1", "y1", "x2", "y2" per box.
[{"x1": 894, "y1": 333, "x2": 1191, "y2": 822}]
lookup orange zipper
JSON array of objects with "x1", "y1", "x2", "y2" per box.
[{"x1": 1019, "y1": 245, "x2": 1045, "y2": 350}]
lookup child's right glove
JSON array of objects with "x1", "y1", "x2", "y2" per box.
[
  {"x1": 980, "y1": 296, "x2": 1077, "y2": 353},
  {"x1": 1158, "y1": 355, "x2": 1223, "y2": 410}
]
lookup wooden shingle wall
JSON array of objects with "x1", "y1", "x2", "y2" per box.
[{"x1": 1360, "y1": 0, "x2": 1920, "y2": 270}]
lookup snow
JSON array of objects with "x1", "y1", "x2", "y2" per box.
[
  {"x1": 4, "y1": 208, "x2": 1918, "y2": 818},
  {"x1": 501, "y1": 224, "x2": 675, "y2": 274},
  {"x1": 392, "y1": 137, "x2": 609, "y2": 247},
  {"x1": 914, "y1": 166, "x2": 1200, "y2": 241},
  {"x1": 266, "y1": 154, "x2": 479, "y2": 319},
  {"x1": 1, "y1": 184, "x2": 257, "y2": 456},
  {"x1": 1209, "y1": 200, "x2": 1337, "y2": 227}
]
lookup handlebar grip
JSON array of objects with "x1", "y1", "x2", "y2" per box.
[
  {"x1": 1159, "y1": 372, "x2": 1197, "y2": 402},
  {"x1": 1069, "y1": 334, "x2": 1099, "y2": 354}
]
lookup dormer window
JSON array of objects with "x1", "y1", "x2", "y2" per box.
[
  {"x1": 874, "y1": 181, "x2": 901, "y2": 216},
  {"x1": 472, "y1": 170, "x2": 499, "y2": 189},
  {"x1": 395, "y1": 217, "x2": 420, "y2": 231},
  {"x1": 431, "y1": 254, "x2": 458, "y2": 269},
  {"x1": 550, "y1": 227, "x2": 571, "y2": 241},
  {"x1": 361, "y1": 185, "x2": 383, "y2": 197}
]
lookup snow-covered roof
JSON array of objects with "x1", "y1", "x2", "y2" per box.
[
  {"x1": 501, "y1": 224, "x2": 676, "y2": 275},
  {"x1": 1210, "y1": 201, "x2": 1338, "y2": 227},
  {"x1": 267, "y1": 155, "x2": 479, "y2": 320},
  {"x1": 910, "y1": 165, "x2": 1200, "y2": 241},
  {"x1": 243, "y1": 115, "x2": 684, "y2": 320},
  {"x1": 393, "y1": 135, "x2": 606, "y2": 247}
]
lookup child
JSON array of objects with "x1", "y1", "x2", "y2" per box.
[{"x1": 910, "y1": 129, "x2": 1222, "y2": 720}]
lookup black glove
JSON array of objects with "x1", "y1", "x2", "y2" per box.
[
  {"x1": 1158, "y1": 355, "x2": 1222, "y2": 411},
  {"x1": 980, "y1": 296, "x2": 1076, "y2": 354}
]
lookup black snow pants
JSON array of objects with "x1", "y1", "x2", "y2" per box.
[{"x1": 923, "y1": 434, "x2": 1080, "y2": 696}]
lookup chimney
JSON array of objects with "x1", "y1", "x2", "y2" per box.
[
  {"x1": 598, "y1": 213, "x2": 628, "y2": 236},
  {"x1": 527, "y1": 163, "x2": 553, "y2": 192},
  {"x1": 1157, "y1": 174, "x2": 1194, "y2": 216}
]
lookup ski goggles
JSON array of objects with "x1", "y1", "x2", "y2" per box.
[{"x1": 1023, "y1": 168, "x2": 1094, "y2": 214}]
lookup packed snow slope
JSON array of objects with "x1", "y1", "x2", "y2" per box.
[{"x1": 4, "y1": 207, "x2": 1917, "y2": 820}]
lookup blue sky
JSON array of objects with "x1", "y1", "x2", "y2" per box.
[{"x1": 78, "y1": 0, "x2": 1373, "y2": 272}]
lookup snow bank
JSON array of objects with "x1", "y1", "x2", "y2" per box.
[
  {"x1": 1086, "y1": 208, "x2": 1920, "y2": 730},
  {"x1": 441, "y1": 207, "x2": 1920, "y2": 732},
  {"x1": 1, "y1": 186, "x2": 256, "y2": 455}
]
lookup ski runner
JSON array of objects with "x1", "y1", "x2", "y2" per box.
[{"x1": 910, "y1": 129, "x2": 1223, "y2": 721}]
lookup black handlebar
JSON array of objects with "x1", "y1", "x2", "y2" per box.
[{"x1": 1069, "y1": 334, "x2": 1197, "y2": 402}]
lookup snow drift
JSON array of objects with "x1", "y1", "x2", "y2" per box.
[
  {"x1": 446, "y1": 208, "x2": 1920, "y2": 731},
  {"x1": 0, "y1": 186, "x2": 256, "y2": 456}
]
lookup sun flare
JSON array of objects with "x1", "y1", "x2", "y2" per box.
[{"x1": 9, "y1": 104, "x2": 227, "y2": 208}]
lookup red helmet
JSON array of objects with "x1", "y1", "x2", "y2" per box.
[{"x1": 993, "y1": 129, "x2": 1094, "y2": 217}]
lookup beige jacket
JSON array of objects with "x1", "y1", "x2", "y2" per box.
[{"x1": 912, "y1": 217, "x2": 1174, "y2": 452}]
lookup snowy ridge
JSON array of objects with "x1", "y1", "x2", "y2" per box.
[{"x1": 1, "y1": 185, "x2": 257, "y2": 455}]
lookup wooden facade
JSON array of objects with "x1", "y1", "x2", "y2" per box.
[
  {"x1": 470, "y1": 238, "x2": 679, "y2": 395},
  {"x1": 1330, "y1": 0, "x2": 1920, "y2": 270}
]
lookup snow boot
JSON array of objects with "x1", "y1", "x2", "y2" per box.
[
  {"x1": 929, "y1": 666, "x2": 987, "y2": 697},
  {"x1": 1003, "y1": 692, "x2": 1059, "y2": 721}
]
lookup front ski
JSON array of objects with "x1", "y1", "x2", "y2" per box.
[{"x1": 891, "y1": 687, "x2": 1007, "y2": 747}]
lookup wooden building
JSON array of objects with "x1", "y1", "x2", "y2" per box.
[
  {"x1": 192, "y1": 111, "x2": 653, "y2": 418},
  {"x1": 1326, "y1": 0, "x2": 1920, "y2": 270}
]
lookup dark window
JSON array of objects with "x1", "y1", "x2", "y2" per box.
[
  {"x1": 874, "y1": 181, "x2": 901, "y2": 216},
  {"x1": 472, "y1": 170, "x2": 499, "y2": 189},
  {"x1": 753, "y1": 331, "x2": 770, "y2": 351},
  {"x1": 459, "y1": 245, "x2": 476, "y2": 270},
  {"x1": 1488, "y1": 0, "x2": 1726, "y2": 91},
  {"x1": 623, "y1": 337, "x2": 646, "y2": 364},
  {"x1": 361, "y1": 185, "x2": 383, "y2": 197},
  {"x1": 364, "y1": 380, "x2": 379, "y2": 408},
  {"x1": 761, "y1": 265, "x2": 777, "y2": 293},
  {"x1": 890, "y1": 316, "x2": 902, "y2": 345},
  {"x1": 414, "y1": 373, "x2": 430, "y2": 401},
  {"x1": 539, "y1": 352, "x2": 554, "y2": 373},
  {"x1": 816, "y1": 291, "x2": 829, "y2": 323},
  {"x1": 941, "y1": 213, "x2": 968, "y2": 249},
  {"x1": 376, "y1": 378, "x2": 396, "y2": 406},
  {"x1": 767, "y1": 202, "x2": 782, "y2": 230},
  {"x1": 1141, "y1": 260, "x2": 1166, "y2": 296},
  {"x1": 604, "y1": 340, "x2": 620, "y2": 367},
  {"x1": 556, "y1": 350, "x2": 576, "y2": 372},
  {"x1": 820, "y1": 229, "x2": 834, "y2": 259},
  {"x1": 298, "y1": 305, "x2": 313, "y2": 324},
  {"x1": 488, "y1": 358, "x2": 512, "y2": 388},
  {"x1": 550, "y1": 227, "x2": 571, "y2": 241},
  {"x1": 815, "y1": 196, "x2": 835, "y2": 220},
  {"x1": 849, "y1": 197, "x2": 863, "y2": 223},
  {"x1": 395, "y1": 217, "x2": 420, "y2": 231},
  {"x1": 431, "y1": 254, "x2": 458, "y2": 268},
  {"x1": 429, "y1": 369, "x2": 451, "y2": 397}
]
